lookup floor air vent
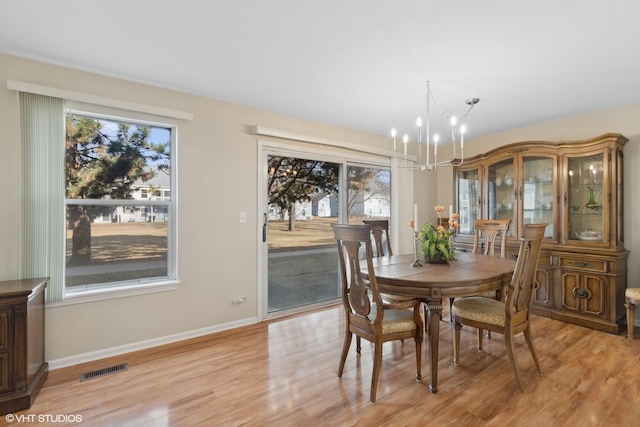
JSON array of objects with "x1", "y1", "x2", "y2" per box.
[{"x1": 80, "y1": 363, "x2": 128, "y2": 382}]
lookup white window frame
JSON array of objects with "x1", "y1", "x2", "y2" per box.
[
  {"x1": 60, "y1": 109, "x2": 180, "y2": 304},
  {"x1": 12, "y1": 81, "x2": 190, "y2": 306}
]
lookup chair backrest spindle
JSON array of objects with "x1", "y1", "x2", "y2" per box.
[
  {"x1": 363, "y1": 219, "x2": 392, "y2": 257},
  {"x1": 473, "y1": 219, "x2": 511, "y2": 258}
]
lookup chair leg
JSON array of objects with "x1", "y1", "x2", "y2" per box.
[
  {"x1": 453, "y1": 322, "x2": 462, "y2": 365},
  {"x1": 356, "y1": 336, "x2": 361, "y2": 353},
  {"x1": 449, "y1": 297, "x2": 455, "y2": 323},
  {"x1": 370, "y1": 339, "x2": 383, "y2": 403},
  {"x1": 338, "y1": 330, "x2": 352, "y2": 378},
  {"x1": 625, "y1": 298, "x2": 636, "y2": 339},
  {"x1": 523, "y1": 325, "x2": 542, "y2": 377},
  {"x1": 477, "y1": 328, "x2": 484, "y2": 351},
  {"x1": 414, "y1": 335, "x2": 422, "y2": 381},
  {"x1": 424, "y1": 305, "x2": 430, "y2": 335},
  {"x1": 505, "y1": 332, "x2": 523, "y2": 391}
]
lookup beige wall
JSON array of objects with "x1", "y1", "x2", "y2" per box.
[
  {"x1": 0, "y1": 53, "x2": 402, "y2": 365},
  {"x1": 1, "y1": 52, "x2": 637, "y2": 366}
]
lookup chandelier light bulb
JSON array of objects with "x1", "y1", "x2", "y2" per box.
[
  {"x1": 450, "y1": 116, "x2": 457, "y2": 126},
  {"x1": 416, "y1": 117, "x2": 422, "y2": 127},
  {"x1": 391, "y1": 128, "x2": 397, "y2": 138}
]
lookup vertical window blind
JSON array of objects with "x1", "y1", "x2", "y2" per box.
[{"x1": 19, "y1": 92, "x2": 65, "y2": 302}]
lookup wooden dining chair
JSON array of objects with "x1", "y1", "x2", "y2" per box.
[
  {"x1": 448, "y1": 219, "x2": 511, "y2": 322},
  {"x1": 332, "y1": 223, "x2": 423, "y2": 403},
  {"x1": 452, "y1": 222, "x2": 547, "y2": 391}
]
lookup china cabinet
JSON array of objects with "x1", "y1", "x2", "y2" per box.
[{"x1": 454, "y1": 133, "x2": 628, "y2": 333}]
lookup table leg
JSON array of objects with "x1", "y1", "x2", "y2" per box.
[{"x1": 426, "y1": 297, "x2": 443, "y2": 393}]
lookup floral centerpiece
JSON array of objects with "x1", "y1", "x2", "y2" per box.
[{"x1": 418, "y1": 206, "x2": 460, "y2": 264}]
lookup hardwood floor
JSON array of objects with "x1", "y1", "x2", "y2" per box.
[{"x1": 5, "y1": 304, "x2": 640, "y2": 426}]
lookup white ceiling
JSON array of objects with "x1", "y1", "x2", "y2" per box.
[{"x1": 2, "y1": 1, "x2": 640, "y2": 140}]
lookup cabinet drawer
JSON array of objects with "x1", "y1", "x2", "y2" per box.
[{"x1": 558, "y1": 257, "x2": 606, "y2": 273}]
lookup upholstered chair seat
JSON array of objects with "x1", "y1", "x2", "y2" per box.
[
  {"x1": 368, "y1": 303, "x2": 420, "y2": 334},
  {"x1": 451, "y1": 297, "x2": 506, "y2": 328}
]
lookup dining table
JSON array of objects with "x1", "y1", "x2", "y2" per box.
[{"x1": 362, "y1": 252, "x2": 516, "y2": 393}]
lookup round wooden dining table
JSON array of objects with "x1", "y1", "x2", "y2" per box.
[{"x1": 363, "y1": 252, "x2": 516, "y2": 393}]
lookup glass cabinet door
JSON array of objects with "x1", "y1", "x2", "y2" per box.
[
  {"x1": 566, "y1": 153, "x2": 605, "y2": 242},
  {"x1": 522, "y1": 155, "x2": 556, "y2": 240},
  {"x1": 488, "y1": 158, "x2": 516, "y2": 237},
  {"x1": 456, "y1": 167, "x2": 480, "y2": 236}
]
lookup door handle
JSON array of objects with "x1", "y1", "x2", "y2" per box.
[{"x1": 262, "y1": 213, "x2": 267, "y2": 242}]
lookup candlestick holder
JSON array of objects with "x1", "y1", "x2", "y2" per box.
[{"x1": 412, "y1": 231, "x2": 422, "y2": 267}]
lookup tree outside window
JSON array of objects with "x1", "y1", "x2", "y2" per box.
[{"x1": 65, "y1": 114, "x2": 174, "y2": 289}]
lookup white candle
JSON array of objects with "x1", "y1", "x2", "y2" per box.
[
  {"x1": 414, "y1": 204, "x2": 418, "y2": 233},
  {"x1": 403, "y1": 134, "x2": 408, "y2": 157},
  {"x1": 391, "y1": 128, "x2": 397, "y2": 151},
  {"x1": 449, "y1": 205, "x2": 453, "y2": 219},
  {"x1": 450, "y1": 116, "x2": 457, "y2": 142}
]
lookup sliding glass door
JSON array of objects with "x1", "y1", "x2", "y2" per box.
[
  {"x1": 261, "y1": 149, "x2": 390, "y2": 317},
  {"x1": 265, "y1": 155, "x2": 340, "y2": 314}
]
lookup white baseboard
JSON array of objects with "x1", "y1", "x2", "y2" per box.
[{"x1": 48, "y1": 317, "x2": 259, "y2": 370}]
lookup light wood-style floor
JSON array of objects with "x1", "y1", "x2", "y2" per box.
[{"x1": 6, "y1": 304, "x2": 640, "y2": 426}]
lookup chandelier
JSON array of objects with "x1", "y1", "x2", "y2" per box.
[{"x1": 391, "y1": 81, "x2": 479, "y2": 170}]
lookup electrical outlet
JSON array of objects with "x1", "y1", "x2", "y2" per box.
[
  {"x1": 233, "y1": 296, "x2": 248, "y2": 304},
  {"x1": 239, "y1": 211, "x2": 247, "y2": 223}
]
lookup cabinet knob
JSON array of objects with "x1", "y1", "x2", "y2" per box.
[
  {"x1": 573, "y1": 287, "x2": 591, "y2": 299},
  {"x1": 572, "y1": 261, "x2": 596, "y2": 268}
]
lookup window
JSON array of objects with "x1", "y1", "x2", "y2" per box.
[
  {"x1": 346, "y1": 165, "x2": 391, "y2": 223},
  {"x1": 64, "y1": 113, "x2": 176, "y2": 293}
]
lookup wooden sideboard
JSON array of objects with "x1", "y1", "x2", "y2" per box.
[{"x1": 0, "y1": 278, "x2": 48, "y2": 415}]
